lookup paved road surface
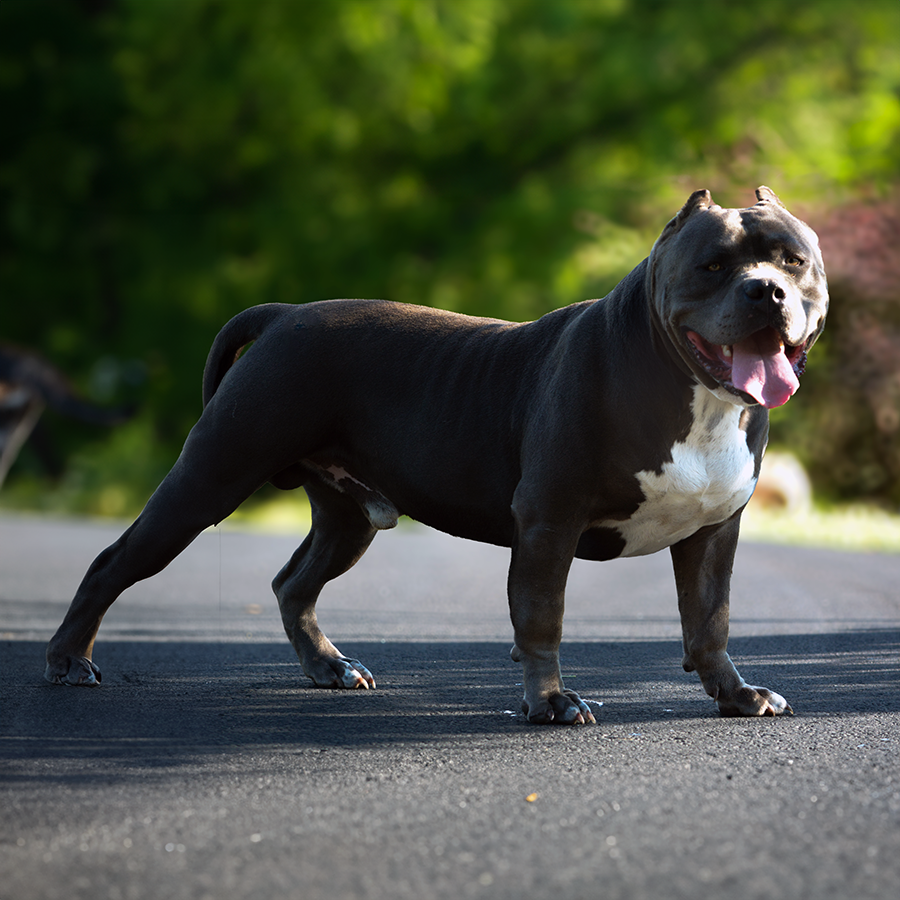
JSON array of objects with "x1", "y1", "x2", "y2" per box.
[{"x1": 2, "y1": 513, "x2": 899, "y2": 900}]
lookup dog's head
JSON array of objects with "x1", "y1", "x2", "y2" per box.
[{"x1": 648, "y1": 186, "x2": 828, "y2": 409}]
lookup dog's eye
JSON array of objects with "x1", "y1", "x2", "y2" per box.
[
  {"x1": 706, "y1": 263, "x2": 722, "y2": 272},
  {"x1": 785, "y1": 256, "x2": 804, "y2": 267}
]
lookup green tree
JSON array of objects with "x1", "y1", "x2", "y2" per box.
[{"x1": 2, "y1": 0, "x2": 899, "y2": 512}]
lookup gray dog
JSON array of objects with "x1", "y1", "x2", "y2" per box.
[{"x1": 46, "y1": 187, "x2": 828, "y2": 723}]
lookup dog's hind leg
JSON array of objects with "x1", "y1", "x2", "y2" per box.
[
  {"x1": 272, "y1": 480, "x2": 378, "y2": 689},
  {"x1": 45, "y1": 438, "x2": 269, "y2": 686}
]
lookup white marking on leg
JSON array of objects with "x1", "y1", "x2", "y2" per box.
[
  {"x1": 326, "y1": 465, "x2": 367, "y2": 488},
  {"x1": 304, "y1": 460, "x2": 400, "y2": 530}
]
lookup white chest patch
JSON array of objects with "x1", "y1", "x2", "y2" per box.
[{"x1": 600, "y1": 386, "x2": 758, "y2": 557}]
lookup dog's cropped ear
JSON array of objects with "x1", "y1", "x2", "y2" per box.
[
  {"x1": 755, "y1": 185, "x2": 785, "y2": 208},
  {"x1": 656, "y1": 189, "x2": 713, "y2": 242},
  {"x1": 678, "y1": 189, "x2": 713, "y2": 219}
]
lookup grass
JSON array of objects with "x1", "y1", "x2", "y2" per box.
[
  {"x1": 3, "y1": 468, "x2": 899, "y2": 555},
  {"x1": 225, "y1": 493, "x2": 313, "y2": 534},
  {"x1": 224, "y1": 493, "x2": 900, "y2": 555},
  {"x1": 740, "y1": 502, "x2": 900, "y2": 554}
]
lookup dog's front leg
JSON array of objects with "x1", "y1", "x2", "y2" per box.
[
  {"x1": 507, "y1": 511, "x2": 595, "y2": 725},
  {"x1": 671, "y1": 517, "x2": 792, "y2": 716}
]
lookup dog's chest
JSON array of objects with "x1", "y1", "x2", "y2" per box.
[{"x1": 600, "y1": 387, "x2": 758, "y2": 557}]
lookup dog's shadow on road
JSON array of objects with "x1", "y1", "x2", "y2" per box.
[{"x1": 3, "y1": 629, "x2": 898, "y2": 773}]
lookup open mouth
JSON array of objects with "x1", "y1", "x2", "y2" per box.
[{"x1": 685, "y1": 327, "x2": 808, "y2": 409}]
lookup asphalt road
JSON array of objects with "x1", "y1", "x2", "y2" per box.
[{"x1": 2, "y1": 512, "x2": 899, "y2": 900}]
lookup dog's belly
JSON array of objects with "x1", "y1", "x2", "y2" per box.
[{"x1": 597, "y1": 386, "x2": 758, "y2": 558}]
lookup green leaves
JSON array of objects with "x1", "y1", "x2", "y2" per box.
[{"x1": 2, "y1": 0, "x2": 899, "y2": 510}]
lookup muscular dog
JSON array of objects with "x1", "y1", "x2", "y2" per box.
[{"x1": 45, "y1": 187, "x2": 828, "y2": 723}]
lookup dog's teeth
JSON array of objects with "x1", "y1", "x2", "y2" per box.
[{"x1": 722, "y1": 345, "x2": 732, "y2": 359}]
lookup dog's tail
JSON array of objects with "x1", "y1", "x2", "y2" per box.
[{"x1": 201, "y1": 304, "x2": 288, "y2": 407}]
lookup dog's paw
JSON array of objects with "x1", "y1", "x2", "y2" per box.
[
  {"x1": 304, "y1": 655, "x2": 375, "y2": 690},
  {"x1": 522, "y1": 689, "x2": 597, "y2": 726},
  {"x1": 44, "y1": 656, "x2": 102, "y2": 686},
  {"x1": 716, "y1": 684, "x2": 793, "y2": 717}
]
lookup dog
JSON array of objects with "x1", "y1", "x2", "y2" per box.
[{"x1": 45, "y1": 187, "x2": 828, "y2": 723}]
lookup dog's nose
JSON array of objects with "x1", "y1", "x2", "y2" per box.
[{"x1": 743, "y1": 278, "x2": 786, "y2": 305}]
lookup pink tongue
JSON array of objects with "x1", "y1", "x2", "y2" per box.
[{"x1": 730, "y1": 329, "x2": 799, "y2": 409}]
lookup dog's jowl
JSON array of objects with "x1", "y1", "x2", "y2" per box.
[{"x1": 45, "y1": 187, "x2": 828, "y2": 723}]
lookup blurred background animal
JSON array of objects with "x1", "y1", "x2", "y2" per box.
[{"x1": 0, "y1": 344, "x2": 132, "y2": 489}]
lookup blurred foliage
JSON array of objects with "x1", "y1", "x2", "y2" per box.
[
  {"x1": 1, "y1": 0, "x2": 899, "y2": 515},
  {"x1": 772, "y1": 195, "x2": 900, "y2": 504}
]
